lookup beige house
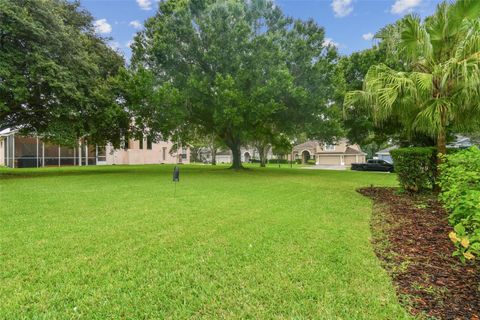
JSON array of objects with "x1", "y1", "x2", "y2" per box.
[
  {"x1": 197, "y1": 146, "x2": 275, "y2": 164},
  {"x1": 293, "y1": 139, "x2": 366, "y2": 166},
  {"x1": 106, "y1": 138, "x2": 189, "y2": 165},
  {"x1": 0, "y1": 129, "x2": 188, "y2": 168}
]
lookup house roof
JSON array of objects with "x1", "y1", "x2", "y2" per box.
[
  {"x1": 292, "y1": 140, "x2": 319, "y2": 152},
  {"x1": 314, "y1": 147, "x2": 366, "y2": 155},
  {"x1": 376, "y1": 146, "x2": 398, "y2": 155},
  {"x1": 0, "y1": 128, "x2": 15, "y2": 136},
  {"x1": 448, "y1": 135, "x2": 473, "y2": 148},
  {"x1": 344, "y1": 147, "x2": 367, "y2": 155},
  {"x1": 293, "y1": 139, "x2": 366, "y2": 155}
]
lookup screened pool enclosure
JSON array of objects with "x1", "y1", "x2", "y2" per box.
[{"x1": 1, "y1": 131, "x2": 106, "y2": 168}]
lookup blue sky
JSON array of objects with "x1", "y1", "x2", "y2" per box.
[{"x1": 80, "y1": 0, "x2": 443, "y2": 61}]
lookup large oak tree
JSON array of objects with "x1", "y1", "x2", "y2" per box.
[{"x1": 130, "y1": 0, "x2": 341, "y2": 169}]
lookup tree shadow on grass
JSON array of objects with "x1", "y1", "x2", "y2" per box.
[
  {"x1": 0, "y1": 166, "x2": 151, "y2": 180},
  {"x1": 0, "y1": 163, "x2": 345, "y2": 181}
]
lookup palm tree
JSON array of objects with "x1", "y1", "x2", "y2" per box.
[{"x1": 345, "y1": 0, "x2": 480, "y2": 156}]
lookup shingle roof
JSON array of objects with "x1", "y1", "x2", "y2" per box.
[
  {"x1": 292, "y1": 140, "x2": 319, "y2": 152},
  {"x1": 344, "y1": 147, "x2": 366, "y2": 155},
  {"x1": 376, "y1": 146, "x2": 398, "y2": 155}
]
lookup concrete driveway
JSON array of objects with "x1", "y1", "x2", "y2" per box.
[{"x1": 300, "y1": 165, "x2": 347, "y2": 171}]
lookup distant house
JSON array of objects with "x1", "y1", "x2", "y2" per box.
[
  {"x1": 196, "y1": 146, "x2": 275, "y2": 164},
  {"x1": 447, "y1": 135, "x2": 475, "y2": 149},
  {"x1": 0, "y1": 129, "x2": 189, "y2": 168},
  {"x1": 292, "y1": 139, "x2": 366, "y2": 166},
  {"x1": 375, "y1": 146, "x2": 397, "y2": 163},
  {"x1": 374, "y1": 135, "x2": 477, "y2": 165}
]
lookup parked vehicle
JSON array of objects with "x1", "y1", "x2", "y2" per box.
[{"x1": 351, "y1": 159, "x2": 394, "y2": 172}]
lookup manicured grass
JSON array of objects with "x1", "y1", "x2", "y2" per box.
[{"x1": 0, "y1": 165, "x2": 410, "y2": 319}]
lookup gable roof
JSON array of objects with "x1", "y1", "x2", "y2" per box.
[
  {"x1": 344, "y1": 146, "x2": 366, "y2": 155},
  {"x1": 376, "y1": 146, "x2": 398, "y2": 155},
  {"x1": 292, "y1": 140, "x2": 319, "y2": 152}
]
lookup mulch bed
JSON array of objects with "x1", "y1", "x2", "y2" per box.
[{"x1": 359, "y1": 187, "x2": 480, "y2": 320}]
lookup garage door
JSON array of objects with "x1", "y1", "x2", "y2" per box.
[
  {"x1": 317, "y1": 155, "x2": 340, "y2": 165},
  {"x1": 344, "y1": 155, "x2": 357, "y2": 165}
]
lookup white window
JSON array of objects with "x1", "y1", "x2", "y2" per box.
[{"x1": 324, "y1": 144, "x2": 335, "y2": 151}]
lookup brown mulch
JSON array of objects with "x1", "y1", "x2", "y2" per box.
[{"x1": 358, "y1": 187, "x2": 480, "y2": 320}]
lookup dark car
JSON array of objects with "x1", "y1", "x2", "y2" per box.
[{"x1": 351, "y1": 159, "x2": 394, "y2": 172}]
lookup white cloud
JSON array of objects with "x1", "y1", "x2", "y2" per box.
[
  {"x1": 108, "y1": 41, "x2": 121, "y2": 51},
  {"x1": 93, "y1": 19, "x2": 112, "y2": 34},
  {"x1": 323, "y1": 38, "x2": 339, "y2": 48},
  {"x1": 331, "y1": 0, "x2": 353, "y2": 18},
  {"x1": 129, "y1": 20, "x2": 142, "y2": 29},
  {"x1": 126, "y1": 40, "x2": 134, "y2": 48},
  {"x1": 137, "y1": 0, "x2": 152, "y2": 10},
  {"x1": 391, "y1": 0, "x2": 422, "y2": 14},
  {"x1": 362, "y1": 32, "x2": 374, "y2": 41}
]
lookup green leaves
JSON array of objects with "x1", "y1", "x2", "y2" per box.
[
  {"x1": 131, "y1": 0, "x2": 340, "y2": 168},
  {"x1": 440, "y1": 147, "x2": 480, "y2": 262},
  {"x1": 390, "y1": 147, "x2": 438, "y2": 192},
  {"x1": 400, "y1": 14, "x2": 433, "y2": 64},
  {"x1": 345, "y1": 0, "x2": 480, "y2": 155},
  {"x1": 0, "y1": 0, "x2": 125, "y2": 146}
]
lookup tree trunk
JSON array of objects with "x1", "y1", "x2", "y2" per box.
[
  {"x1": 230, "y1": 141, "x2": 243, "y2": 170},
  {"x1": 256, "y1": 144, "x2": 270, "y2": 167},
  {"x1": 258, "y1": 146, "x2": 266, "y2": 167},
  {"x1": 434, "y1": 120, "x2": 447, "y2": 191},
  {"x1": 211, "y1": 147, "x2": 217, "y2": 165},
  {"x1": 260, "y1": 154, "x2": 267, "y2": 167},
  {"x1": 437, "y1": 127, "x2": 447, "y2": 156}
]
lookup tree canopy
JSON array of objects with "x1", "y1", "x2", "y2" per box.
[
  {"x1": 129, "y1": 0, "x2": 342, "y2": 168},
  {"x1": 0, "y1": 0, "x2": 127, "y2": 146},
  {"x1": 345, "y1": 0, "x2": 480, "y2": 155}
]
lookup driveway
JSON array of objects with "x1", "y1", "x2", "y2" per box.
[{"x1": 300, "y1": 165, "x2": 347, "y2": 170}]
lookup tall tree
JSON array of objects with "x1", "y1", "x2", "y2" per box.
[
  {"x1": 131, "y1": 0, "x2": 340, "y2": 169},
  {"x1": 0, "y1": 0, "x2": 127, "y2": 146},
  {"x1": 345, "y1": 0, "x2": 480, "y2": 156}
]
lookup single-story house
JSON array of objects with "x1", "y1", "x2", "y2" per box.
[
  {"x1": 292, "y1": 139, "x2": 366, "y2": 166},
  {"x1": 447, "y1": 135, "x2": 475, "y2": 149},
  {"x1": 375, "y1": 146, "x2": 397, "y2": 163},
  {"x1": 375, "y1": 135, "x2": 478, "y2": 165},
  {"x1": 0, "y1": 129, "x2": 189, "y2": 168},
  {"x1": 196, "y1": 146, "x2": 275, "y2": 164}
]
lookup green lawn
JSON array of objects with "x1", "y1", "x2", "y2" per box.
[{"x1": 0, "y1": 165, "x2": 410, "y2": 319}]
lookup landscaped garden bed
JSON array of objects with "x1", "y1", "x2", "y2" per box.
[{"x1": 359, "y1": 187, "x2": 480, "y2": 319}]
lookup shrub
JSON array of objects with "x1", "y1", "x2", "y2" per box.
[
  {"x1": 439, "y1": 147, "x2": 480, "y2": 262},
  {"x1": 390, "y1": 147, "x2": 437, "y2": 192},
  {"x1": 268, "y1": 159, "x2": 289, "y2": 164}
]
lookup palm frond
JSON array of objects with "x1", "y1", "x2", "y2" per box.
[
  {"x1": 449, "y1": 0, "x2": 480, "y2": 24},
  {"x1": 400, "y1": 14, "x2": 433, "y2": 64},
  {"x1": 413, "y1": 99, "x2": 451, "y2": 136},
  {"x1": 344, "y1": 90, "x2": 369, "y2": 110},
  {"x1": 454, "y1": 19, "x2": 480, "y2": 60},
  {"x1": 410, "y1": 72, "x2": 433, "y2": 96}
]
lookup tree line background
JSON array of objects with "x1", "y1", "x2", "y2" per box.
[{"x1": 1, "y1": 0, "x2": 479, "y2": 169}]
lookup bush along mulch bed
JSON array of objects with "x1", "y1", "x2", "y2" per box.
[{"x1": 359, "y1": 187, "x2": 480, "y2": 320}]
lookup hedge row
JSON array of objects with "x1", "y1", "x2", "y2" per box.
[
  {"x1": 390, "y1": 147, "x2": 437, "y2": 192},
  {"x1": 249, "y1": 159, "x2": 291, "y2": 164},
  {"x1": 439, "y1": 147, "x2": 480, "y2": 262},
  {"x1": 268, "y1": 159, "x2": 289, "y2": 164}
]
